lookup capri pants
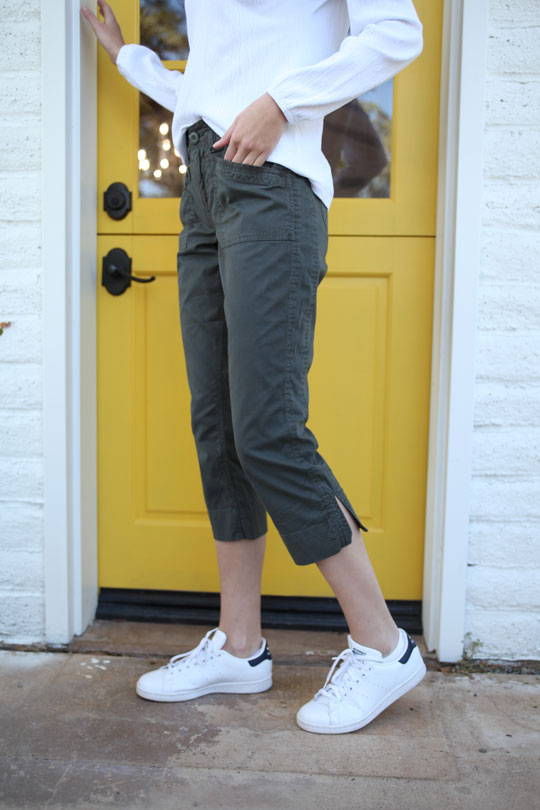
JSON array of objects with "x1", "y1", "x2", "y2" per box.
[{"x1": 176, "y1": 117, "x2": 369, "y2": 566}]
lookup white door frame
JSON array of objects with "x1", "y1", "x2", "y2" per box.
[
  {"x1": 421, "y1": 0, "x2": 488, "y2": 661},
  {"x1": 41, "y1": 0, "x2": 488, "y2": 660},
  {"x1": 42, "y1": 0, "x2": 98, "y2": 642}
]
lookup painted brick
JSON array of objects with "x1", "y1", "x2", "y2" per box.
[
  {"x1": 0, "y1": 315, "x2": 42, "y2": 363},
  {"x1": 0, "y1": 173, "x2": 41, "y2": 221},
  {"x1": 485, "y1": 79, "x2": 540, "y2": 127},
  {"x1": 0, "y1": 410, "x2": 42, "y2": 456},
  {"x1": 0, "y1": 0, "x2": 39, "y2": 19},
  {"x1": 480, "y1": 227, "x2": 540, "y2": 284},
  {"x1": 487, "y1": 26, "x2": 540, "y2": 75},
  {"x1": 483, "y1": 180, "x2": 540, "y2": 230},
  {"x1": 0, "y1": 22, "x2": 41, "y2": 71},
  {"x1": 468, "y1": 520, "x2": 540, "y2": 569},
  {"x1": 0, "y1": 53, "x2": 43, "y2": 566},
  {"x1": 476, "y1": 284, "x2": 540, "y2": 331},
  {"x1": 0, "y1": 121, "x2": 40, "y2": 171},
  {"x1": 0, "y1": 457, "x2": 43, "y2": 501},
  {"x1": 0, "y1": 276, "x2": 41, "y2": 314},
  {"x1": 484, "y1": 129, "x2": 540, "y2": 180},
  {"x1": 473, "y1": 381, "x2": 540, "y2": 427},
  {"x1": 471, "y1": 428, "x2": 540, "y2": 476},
  {"x1": 463, "y1": 609, "x2": 540, "y2": 660},
  {"x1": 0, "y1": 72, "x2": 41, "y2": 115},
  {"x1": 0, "y1": 502, "x2": 42, "y2": 552},
  {"x1": 470, "y1": 477, "x2": 539, "y2": 523},
  {"x1": 0, "y1": 592, "x2": 44, "y2": 643},
  {"x1": 0, "y1": 363, "x2": 42, "y2": 409},
  {"x1": 0, "y1": 268, "x2": 40, "y2": 289},
  {"x1": 0, "y1": 549, "x2": 43, "y2": 591},
  {"x1": 470, "y1": 0, "x2": 540, "y2": 662},
  {"x1": 466, "y1": 565, "x2": 540, "y2": 611},
  {"x1": 489, "y1": 0, "x2": 540, "y2": 26},
  {"x1": 475, "y1": 332, "x2": 540, "y2": 382},
  {"x1": 0, "y1": 222, "x2": 41, "y2": 268}
]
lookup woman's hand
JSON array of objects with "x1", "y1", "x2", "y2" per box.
[
  {"x1": 81, "y1": 0, "x2": 125, "y2": 64},
  {"x1": 212, "y1": 93, "x2": 288, "y2": 166}
]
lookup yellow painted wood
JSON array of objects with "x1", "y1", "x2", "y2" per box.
[
  {"x1": 330, "y1": 0, "x2": 442, "y2": 236},
  {"x1": 98, "y1": 0, "x2": 187, "y2": 237},
  {"x1": 98, "y1": 236, "x2": 433, "y2": 598},
  {"x1": 99, "y1": 0, "x2": 442, "y2": 237},
  {"x1": 98, "y1": 0, "x2": 442, "y2": 600}
]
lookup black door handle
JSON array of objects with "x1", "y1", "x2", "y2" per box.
[{"x1": 102, "y1": 247, "x2": 156, "y2": 296}]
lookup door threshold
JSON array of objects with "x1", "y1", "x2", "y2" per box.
[{"x1": 96, "y1": 588, "x2": 422, "y2": 634}]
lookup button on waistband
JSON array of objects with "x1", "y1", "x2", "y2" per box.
[{"x1": 188, "y1": 130, "x2": 200, "y2": 143}]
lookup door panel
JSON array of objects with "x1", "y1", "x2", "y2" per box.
[
  {"x1": 98, "y1": 0, "x2": 442, "y2": 600},
  {"x1": 99, "y1": 0, "x2": 442, "y2": 236},
  {"x1": 98, "y1": 236, "x2": 433, "y2": 599}
]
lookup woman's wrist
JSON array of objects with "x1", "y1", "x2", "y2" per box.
[{"x1": 111, "y1": 42, "x2": 125, "y2": 64}]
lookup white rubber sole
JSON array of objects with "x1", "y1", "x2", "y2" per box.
[
  {"x1": 136, "y1": 674, "x2": 273, "y2": 702},
  {"x1": 296, "y1": 660, "x2": 427, "y2": 734}
]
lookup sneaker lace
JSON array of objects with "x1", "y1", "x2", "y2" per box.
[
  {"x1": 162, "y1": 628, "x2": 217, "y2": 672},
  {"x1": 315, "y1": 648, "x2": 371, "y2": 701}
]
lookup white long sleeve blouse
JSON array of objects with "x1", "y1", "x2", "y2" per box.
[{"x1": 115, "y1": 0, "x2": 423, "y2": 209}]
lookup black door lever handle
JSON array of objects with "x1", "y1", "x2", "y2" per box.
[{"x1": 102, "y1": 247, "x2": 156, "y2": 296}]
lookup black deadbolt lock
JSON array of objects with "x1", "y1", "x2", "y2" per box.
[
  {"x1": 103, "y1": 181, "x2": 132, "y2": 220},
  {"x1": 102, "y1": 247, "x2": 156, "y2": 296}
]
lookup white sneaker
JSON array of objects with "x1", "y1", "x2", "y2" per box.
[
  {"x1": 136, "y1": 626, "x2": 273, "y2": 702},
  {"x1": 296, "y1": 627, "x2": 426, "y2": 734}
]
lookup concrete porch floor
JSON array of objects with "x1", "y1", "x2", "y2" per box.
[{"x1": 0, "y1": 621, "x2": 538, "y2": 809}]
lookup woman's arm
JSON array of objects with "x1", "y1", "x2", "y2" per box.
[
  {"x1": 81, "y1": 0, "x2": 182, "y2": 113},
  {"x1": 114, "y1": 44, "x2": 183, "y2": 113},
  {"x1": 265, "y1": 0, "x2": 423, "y2": 125}
]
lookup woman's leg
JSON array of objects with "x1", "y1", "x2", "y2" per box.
[
  {"x1": 216, "y1": 534, "x2": 266, "y2": 658},
  {"x1": 317, "y1": 496, "x2": 400, "y2": 656}
]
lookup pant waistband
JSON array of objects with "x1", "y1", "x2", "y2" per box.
[{"x1": 186, "y1": 118, "x2": 212, "y2": 136}]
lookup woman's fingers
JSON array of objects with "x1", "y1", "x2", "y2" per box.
[
  {"x1": 81, "y1": 1, "x2": 124, "y2": 61},
  {"x1": 81, "y1": 1, "x2": 114, "y2": 32},
  {"x1": 99, "y1": 0, "x2": 115, "y2": 25},
  {"x1": 81, "y1": 6, "x2": 99, "y2": 32}
]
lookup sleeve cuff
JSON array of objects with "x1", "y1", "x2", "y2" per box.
[
  {"x1": 115, "y1": 42, "x2": 138, "y2": 73},
  {"x1": 264, "y1": 85, "x2": 298, "y2": 126}
]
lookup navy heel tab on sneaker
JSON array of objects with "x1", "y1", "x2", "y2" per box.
[
  {"x1": 398, "y1": 634, "x2": 416, "y2": 664},
  {"x1": 248, "y1": 641, "x2": 272, "y2": 667}
]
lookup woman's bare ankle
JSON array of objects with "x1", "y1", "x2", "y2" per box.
[{"x1": 220, "y1": 630, "x2": 262, "y2": 658}]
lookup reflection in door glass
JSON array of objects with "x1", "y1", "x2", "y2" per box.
[
  {"x1": 138, "y1": 1, "x2": 392, "y2": 199},
  {"x1": 323, "y1": 79, "x2": 393, "y2": 198},
  {"x1": 140, "y1": 0, "x2": 188, "y2": 60},
  {"x1": 139, "y1": 95, "x2": 186, "y2": 198},
  {"x1": 139, "y1": 0, "x2": 187, "y2": 198}
]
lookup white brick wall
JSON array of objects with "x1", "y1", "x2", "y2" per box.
[
  {"x1": 464, "y1": 0, "x2": 540, "y2": 660},
  {"x1": 0, "y1": 0, "x2": 538, "y2": 659},
  {"x1": 0, "y1": 0, "x2": 44, "y2": 643}
]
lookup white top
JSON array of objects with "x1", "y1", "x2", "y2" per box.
[{"x1": 115, "y1": 0, "x2": 423, "y2": 209}]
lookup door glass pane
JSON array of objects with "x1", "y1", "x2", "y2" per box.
[
  {"x1": 138, "y1": 3, "x2": 392, "y2": 200},
  {"x1": 139, "y1": 98, "x2": 185, "y2": 198},
  {"x1": 140, "y1": 0, "x2": 188, "y2": 60},
  {"x1": 139, "y1": 0, "x2": 187, "y2": 198},
  {"x1": 323, "y1": 80, "x2": 393, "y2": 198}
]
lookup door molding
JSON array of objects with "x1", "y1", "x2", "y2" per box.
[
  {"x1": 421, "y1": 0, "x2": 488, "y2": 661},
  {"x1": 42, "y1": 0, "x2": 488, "y2": 658},
  {"x1": 42, "y1": 0, "x2": 98, "y2": 642}
]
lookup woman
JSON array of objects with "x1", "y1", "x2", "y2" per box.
[{"x1": 82, "y1": 0, "x2": 425, "y2": 735}]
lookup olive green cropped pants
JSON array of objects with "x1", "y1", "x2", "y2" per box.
[{"x1": 176, "y1": 117, "x2": 368, "y2": 565}]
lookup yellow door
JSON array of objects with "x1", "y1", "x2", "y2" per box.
[{"x1": 98, "y1": 0, "x2": 442, "y2": 601}]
